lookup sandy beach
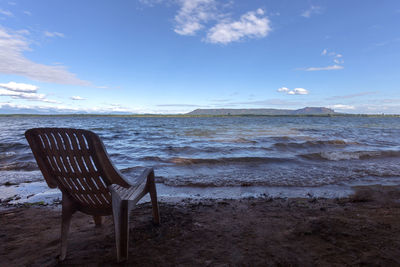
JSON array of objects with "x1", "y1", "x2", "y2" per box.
[{"x1": 1, "y1": 185, "x2": 400, "y2": 266}]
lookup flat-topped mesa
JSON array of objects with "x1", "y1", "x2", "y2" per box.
[
  {"x1": 293, "y1": 107, "x2": 335, "y2": 115},
  {"x1": 186, "y1": 107, "x2": 336, "y2": 116}
]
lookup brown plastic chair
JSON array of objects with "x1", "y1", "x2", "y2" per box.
[{"x1": 25, "y1": 128, "x2": 160, "y2": 262}]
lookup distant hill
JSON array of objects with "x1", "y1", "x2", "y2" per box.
[{"x1": 186, "y1": 107, "x2": 337, "y2": 116}]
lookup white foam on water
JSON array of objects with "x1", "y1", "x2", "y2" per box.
[{"x1": 0, "y1": 171, "x2": 43, "y2": 185}]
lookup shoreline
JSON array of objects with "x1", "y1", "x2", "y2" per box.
[
  {"x1": 0, "y1": 181, "x2": 365, "y2": 206},
  {"x1": 3, "y1": 179, "x2": 400, "y2": 207},
  {"x1": 1, "y1": 185, "x2": 400, "y2": 265}
]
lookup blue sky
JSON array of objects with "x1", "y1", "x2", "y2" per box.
[{"x1": 0, "y1": 0, "x2": 399, "y2": 114}]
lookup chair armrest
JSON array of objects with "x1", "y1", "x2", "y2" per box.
[
  {"x1": 119, "y1": 167, "x2": 154, "y2": 187},
  {"x1": 109, "y1": 167, "x2": 153, "y2": 202}
]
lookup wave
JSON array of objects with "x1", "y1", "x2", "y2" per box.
[
  {"x1": 168, "y1": 156, "x2": 290, "y2": 165},
  {"x1": 142, "y1": 156, "x2": 164, "y2": 162},
  {"x1": 163, "y1": 145, "x2": 220, "y2": 154},
  {"x1": 155, "y1": 168, "x2": 344, "y2": 187},
  {"x1": 156, "y1": 159, "x2": 400, "y2": 188},
  {"x1": 142, "y1": 155, "x2": 291, "y2": 165},
  {"x1": 162, "y1": 145, "x2": 267, "y2": 155},
  {"x1": 270, "y1": 136, "x2": 295, "y2": 142},
  {"x1": 0, "y1": 162, "x2": 38, "y2": 171},
  {"x1": 0, "y1": 170, "x2": 43, "y2": 186},
  {"x1": 300, "y1": 150, "x2": 400, "y2": 161},
  {"x1": 207, "y1": 137, "x2": 258, "y2": 144},
  {"x1": 274, "y1": 139, "x2": 357, "y2": 150},
  {"x1": 0, "y1": 142, "x2": 27, "y2": 152},
  {"x1": 0, "y1": 152, "x2": 17, "y2": 160},
  {"x1": 183, "y1": 129, "x2": 215, "y2": 137},
  {"x1": 230, "y1": 138, "x2": 257, "y2": 144}
]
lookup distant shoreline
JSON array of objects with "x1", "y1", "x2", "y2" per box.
[
  {"x1": 2, "y1": 107, "x2": 399, "y2": 117},
  {"x1": 0, "y1": 113, "x2": 399, "y2": 118}
]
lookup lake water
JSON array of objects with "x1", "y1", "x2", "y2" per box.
[{"x1": 1, "y1": 116, "x2": 400, "y2": 202}]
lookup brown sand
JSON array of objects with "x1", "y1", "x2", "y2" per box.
[{"x1": 1, "y1": 185, "x2": 400, "y2": 266}]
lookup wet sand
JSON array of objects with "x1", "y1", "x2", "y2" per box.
[{"x1": 1, "y1": 185, "x2": 400, "y2": 266}]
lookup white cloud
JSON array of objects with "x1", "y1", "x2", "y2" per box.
[
  {"x1": 321, "y1": 49, "x2": 344, "y2": 64},
  {"x1": 0, "y1": 9, "x2": 13, "y2": 17},
  {"x1": 174, "y1": 0, "x2": 217, "y2": 36},
  {"x1": 0, "y1": 102, "x2": 24, "y2": 108},
  {"x1": 0, "y1": 102, "x2": 62, "y2": 112},
  {"x1": 142, "y1": 1, "x2": 271, "y2": 44},
  {"x1": 157, "y1": 103, "x2": 202, "y2": 107},
  {"x1": 291, "y1": 88, "x2": 309, "y2": 95},
  {"x1": 302, "y1": 49, "x2": 345, "y2": 70},
  {"x1": 16, "y1": 29, "x2": 30, "y2": 35},
  {"x1": 278, "y1": 87, "x2": 309, "y2": 95},
  {"x1": 23, "y1": 11, "x2": 31, "y2": 16},
  {"x1": 301, "y1": 6, "x2": 322, "y2": 18},
  {"x1": 206, "y1": 8, "x2": 271, "y2": 44},
  {"x1": 326, "y1": 92, "x2": 376, "y2": 100},
  {"x1": 333, "y1": 58, "x2": 344, "y2": 64},
  {"x1": 139, "y1": 0, "x2": 164, "y2": 7},
  {"x1": 0, "y1": 81, "x2": 38, "y2": 92},
  {"x1": 0, "y1": 102, "x2": 150, "y2": 114},
  {"x1": 0, "y1": 81, "x2": 59, "y2": 103},
  {"x1": 0, "y1": 27, "x2": 89, "y2": 85},
  {"x1": 44, "y1": 31, "x2": 65, "y2": 38},
  {"x1": 71, "y1": 96, "x2": 85, "y2": 100},
  {"x1": 0, "y1": 88, "x2": 58, "y2": 103},
  {"x1": 277, "y1": 87, "x2": 289, "y2": 92},
  {"x1": 304, "y1": 65, "x2": 344, "y2": 71},
  {"x1": 330, "y1": 104, "x2": 355, "y2": 110}
]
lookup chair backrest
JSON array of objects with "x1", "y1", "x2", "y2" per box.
[{"x1": 25, "y1": 128, "x2": 129, "y2": 213}]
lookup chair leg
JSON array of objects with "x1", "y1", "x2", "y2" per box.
[
  {"x1": 60, "y1": 193, "x2": 75, "y2": 261},
  {"x1": 148, "y1": 171, "x2": 160, "y2": 225},
  {"x1": 112, "y1": 196, "x2": 130, "y2": 262},
  {"x1": 93, "y1": 216, "x2": 102, "y2": 227}
]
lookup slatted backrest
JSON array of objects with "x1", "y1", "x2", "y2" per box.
[{"x1": 25, "y1": 128, "x2": 129, "y2": 212}]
